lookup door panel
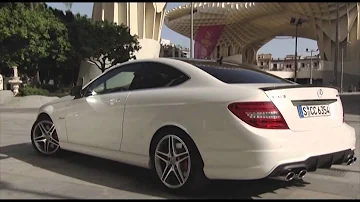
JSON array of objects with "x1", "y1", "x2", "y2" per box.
[
  {"x1": 65, "y1": 92, "x2": 129, "y2": 150},
  {"x1": 65, "y1": 63, "x2": 142, "y2": 150},
  {"x1": 120, "y1": 62, "x2": 190, "y2": 155}
]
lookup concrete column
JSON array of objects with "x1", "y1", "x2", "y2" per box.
[{"x1": 0, "y1": 74, "x2": 3, "y2": 91}]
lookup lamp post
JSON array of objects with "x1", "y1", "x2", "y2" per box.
[
  {"x1": 190, "y1": 2, "x2": 194, "y2": 58},
  {"x1": 290, "y1": 17, "x2": 308, "y2": 83},
  {"x1": 340, "y1": 41, "x2": 351, "y2": 93},
  {"x1": 333, "y1": 3, "x2": 340, "y2": 87},
  {"x1": 306, "y1": 48, "x2": 318, "y2": 84},
  {"x1": 341, "y1": 47, "x2": 344, "y2": 92}
]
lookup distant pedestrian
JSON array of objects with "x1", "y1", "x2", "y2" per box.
[{"x1": 348, "y1": 85, "x2": 354, "y2": 92}]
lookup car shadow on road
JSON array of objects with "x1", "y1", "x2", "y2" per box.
[{"x1": 0, "y1": 143, "x2": 309, "y2": 199}]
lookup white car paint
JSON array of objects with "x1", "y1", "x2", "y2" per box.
[
  {"x1": 65, "y1": 92, "x2": 129, "y2": 151},
  {"x1": 36, "y1": 58, "x2": 356, "y2": 180}
]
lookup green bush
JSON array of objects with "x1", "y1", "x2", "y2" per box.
[
  {"x1": 18, "y1": 85, "x2": 49, "y2": 96},
  {"x1": 60, "y1": 86, "x2": 71, "y2": 93},
  {"x1": 40, "y1": 83, "x2": 72, "y2": 94},
  {"x1": 41, "y1": 83, "x2": 59, "y2": 93}
]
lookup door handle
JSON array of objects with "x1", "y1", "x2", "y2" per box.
[{"x1": 108, "y1": 98, "x2": 121, "y2": 105}]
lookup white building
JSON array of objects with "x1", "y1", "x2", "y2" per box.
[{"x1": 159, "y1": 39, "x2": 190, "y2": 58}]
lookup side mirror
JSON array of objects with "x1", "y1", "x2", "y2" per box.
[{"x1": 70, "y1": 86, "x2": 82, "y2": 98}]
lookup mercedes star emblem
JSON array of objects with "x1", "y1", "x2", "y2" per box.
[{"x1": 317, "y1": 89, "x2": 323, "y2": 98}]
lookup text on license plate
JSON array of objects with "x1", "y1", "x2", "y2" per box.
[{"x1": 297, "y1": 105, "x2": 331, "y2": 118}]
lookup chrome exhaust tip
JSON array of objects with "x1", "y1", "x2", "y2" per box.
[
  {"x1": 297, "y1": 169, "x2": 307, "y2": 179},
  {"x1": 269, "y1": 171, "x2": 296, "y2": 181},
  {"x1": 347, "y1": 157, "x2": 357, "y2": 165},
  {"x1": 285, "y1": 172, "x2": 295, "y2": 181},
  {"x1": 347, "y1": 158, "x2": 354, "y2": 165}
]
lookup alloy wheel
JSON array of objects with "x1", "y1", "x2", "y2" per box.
[
  {"x1": 32, "y1": 120, "x2": 60, "y2": 155},
  {"x1": 154, "y1": 134, "x2": 191, "y2": 189}
]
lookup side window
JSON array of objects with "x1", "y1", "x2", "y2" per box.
[
  {"x1": 85, "y1": 64, "x2": 141, "y2": 96},
  {"x1": 130, "y1": 62, "x2": 189, "y2": 91}
]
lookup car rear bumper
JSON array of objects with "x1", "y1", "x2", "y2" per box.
[
  {"x1": 198, "y1": 123, "x2": 356, "y2": 180},
  {"x1": 268, "y1": 149, "x2": 356, "y2": 177}
]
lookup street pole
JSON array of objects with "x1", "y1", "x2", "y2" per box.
[
  {"x1": 341, "y1": 48, "x2": 344, "y2": 93},
  {"x1": 310, "y1": 50, "x2": 313, "y2": 84},
  {"x1": 190, "y1": 2, "x2": 194, "y2": 59},
  {"x1": 294, "y1": 24, "x2": 298, "y2": 83},
  {"x1": 290, "y1": 17, "x2": 307, "y2": 83},
  {"x1": 333, "y1": 3, "x2": 339, "y2": 87}
]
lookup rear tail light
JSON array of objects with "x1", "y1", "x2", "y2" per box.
[{"x1": 228, "y1": 102, "x2": 289, "y2": 129}]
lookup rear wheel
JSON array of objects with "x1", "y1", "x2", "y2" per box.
[
  {"x1": 151, "y1": 129, "x2": 208, "y2": 193},
  {"x1": 31, "y1": 116, "x2": 61, "y2": 156}
]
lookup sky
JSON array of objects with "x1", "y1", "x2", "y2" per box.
[{"x1": 46, "y1": 2, "x2": 318, "y2": 59}]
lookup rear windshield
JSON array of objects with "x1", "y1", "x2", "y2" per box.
[{"x1": 193, "y1": 63, "x2": 291, "y2": 84}]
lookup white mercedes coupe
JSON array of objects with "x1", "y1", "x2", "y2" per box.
[{"x1": 31, "y1": 58, "x2": 357, "y2": 193}]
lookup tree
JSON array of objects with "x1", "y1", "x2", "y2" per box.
[
  {"x1": 49, "y1": 8, "x2": 141, "y2": 73},
  {"x1": 48, "y1": 9, "x2": 94, "y2": 84},
  {"x1": 87, "y1": 20, "x2": 141, "y2": 72},
  {"x1": 0, "y1": 3, "x2": 70, "y2": 83},
  {"x1": 88, "y1": 20, "x2": 141, "y2": 72}
]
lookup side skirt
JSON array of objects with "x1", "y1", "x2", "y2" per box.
[{"x1": 60, "y1": 142, "x2": 151, "y2": 169}]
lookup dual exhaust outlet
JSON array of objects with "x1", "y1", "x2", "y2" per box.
[
  {"x1": 272, "y1": 169, "x2": 307, "y2": 182},
  {"x1": 272, "y1": 155, "x2": 357, "y2": 182},
  {"x1": 347, "y1": 157, "x2": 357, "y2": 166}
]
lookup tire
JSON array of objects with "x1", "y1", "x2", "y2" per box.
[
  {"x1": 150, "y1": 128, "x2": 209, "y2": 194},
  {"x1": 31, "y1": 115, "x2": 61, "y2": 156}
]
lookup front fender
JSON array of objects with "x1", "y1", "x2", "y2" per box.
[{"x1": 37, "y1": 100, "x2": 72, "y2": 143}]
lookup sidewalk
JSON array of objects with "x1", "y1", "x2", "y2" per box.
[
  {"x1": 0, "y1": 92, "x2": 59, "y2": 109},
  {"x1": 0, "y1": 90, "x2": 14, "y2": 105}
]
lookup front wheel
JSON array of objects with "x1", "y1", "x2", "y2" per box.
[
  {"x1": 31, "y1": 116, "x2": 61, "y2": 156},
  {"x1": 151, "y1": 130, "x2": 208, "y2": 193}
]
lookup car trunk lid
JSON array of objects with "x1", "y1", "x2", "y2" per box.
[{"x1": 260, "y1": 84, "x2": 343, "y2": 132}]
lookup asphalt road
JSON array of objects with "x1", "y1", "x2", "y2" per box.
[{"x1": 0, "y1": 109, "x2": 359, "y2": 199}]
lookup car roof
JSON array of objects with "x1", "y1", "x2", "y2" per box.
[
  {"x1": 107, "y1": 57, "x2": 265, "y2": 71},
  {"x1": 171, "y1": 57, "x2": 242, "y2": 67},
  {"x1": 83, "y1": 57, "x2": 226, "y2": 89},
  {"x1": 109, "y1": 57, "x2": 240, "y2": 69}
]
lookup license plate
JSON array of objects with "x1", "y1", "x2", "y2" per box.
[{"x1": 297, "y1": 105, "x2": 331, "y2": 118}]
